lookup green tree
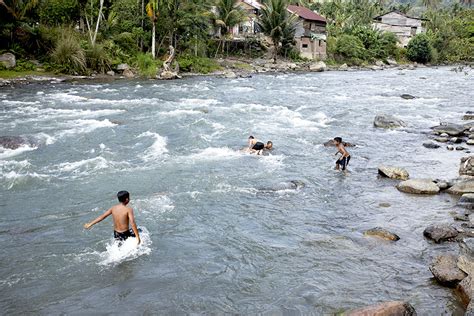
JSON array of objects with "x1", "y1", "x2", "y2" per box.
[
  {"x1": 257, "y1": 0, "x2": 297, "y2": 63},
  {"x1": 334, "y1": 33, "x2": 366, "y2": 62},
  {"x1": 213, "y1": 0, "x2": 245, "y2": 55},
  {"x1": 406, "y1": 33, "x2": 433, "y2": 63},
  {"x1": 0, "y1": 0, "x2": 38, "y2": 21}
]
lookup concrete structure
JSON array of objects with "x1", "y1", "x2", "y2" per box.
[
  {"x1": 231, "y1": 0, "x2": 262, "y2": 37},
  {"x1": 287, "y1": 5, "x2": 327, "y2": 60},
  {"x1": 373, "y1": 10, "x2": 426, "y2": 47}
]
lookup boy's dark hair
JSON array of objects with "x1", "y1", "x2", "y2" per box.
[
  {"x1": 334, "y1": 137, "x2": 342, "y2": 143},
  {"x1": 267, "y1": 141, "x2": 273, "y2": 146},
  {"x1": 249, "y1": 136, "x2": 254, "y2": 139},
  {"x1": 117, "y1": 191, "x2": 130, "y2": 203}
]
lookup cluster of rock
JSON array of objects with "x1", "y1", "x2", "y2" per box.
[
  {"x1": 376, "y1": 153, "x2": 474, "y2": 314},
  {"x1": 425, "y1": 118, "x2": 474, "y2": 152}
]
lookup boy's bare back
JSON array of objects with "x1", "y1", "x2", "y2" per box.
[{"x1": 111, "y1": 204, "x2": 133, "y2": 233}]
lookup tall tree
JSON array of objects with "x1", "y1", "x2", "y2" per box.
[
  {"x1": 258, "y1": 0, "x2": 297, "y2": 62},
  {"x1": 84, "y1": 0, "x2": 105, "y2": 47},
  {"x1": 146, "y1": 0, "x2": 159, "y2": 58},
  {"x1": 213, "y1": 0, "x2": 245, "y2": 55}
]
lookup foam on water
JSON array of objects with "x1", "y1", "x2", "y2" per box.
[
  {"x1": 133, "y1": 194, "x2": 175, "y2": 218},
  {"x1": 99, "y1": 227, "x2": 152, "y2": 266},
  {"x1": 138, "y1": 131, "x2": 168, "y2": 161},
  {"x1": 56, "y1": 119, "x2": 117, "y2": 138},
  {"x1": 0, "y1": 144, "x2": 37, "y2": 159},
  {"x1": 186, "y1": 147, "x2": 244, "y2": 161},
  {"x1": 161, "y1": 109, "x2": 203, "y2": 117}
]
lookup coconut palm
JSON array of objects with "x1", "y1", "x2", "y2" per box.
[
  {"x1": 213, "y1": 0, "x2": 245, "y2": 55},
  {"x1": 257, "y1": 0, "x2": 297, "y2": 63},
  {"x1": 146, "y1": 0, "x2": 159, "y2": 58}
]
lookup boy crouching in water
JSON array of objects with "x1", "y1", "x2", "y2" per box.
[
  {"x1": 84, "y1": 191, "x2": 141, "y2": 245},
  {"x1": 334, "y1": 137, "x2": 351, "y2": 172}
]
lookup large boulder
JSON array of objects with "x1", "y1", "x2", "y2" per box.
[
  {"x1": 460, "y1": 156, "x2": 474, "y2": 176},
  {"x1": 447, "y1": 180, "x2": 474, "y2": 195},
  {"x1": 458, "y1": 193, "x2": 474, "y2": 209},
  {"x1": 345, "y1": 301, "x2": 417, "y2": 316},
  {"x1": 431, "y1": 123, "x2": 466, "y2": 136},
  {"x1": 429, "y1": 254, "x2": 467, "y2": 287},
  {"x1": 0, "y1": 136, "x2": 29, "y2": 149},
  {"x1": 423, "y1": 224, "x2": 458, "y2": 243},
  {"x1": 122, "y1": 68, "x2": 135, "y2": 78},
  {"x1": 160, "y1": 70, "x2": 180, "y2": 80},
  {"x1": 374, "y1": 114, "x2": 406, "y2": 129},
  {"x1": 378, "y1": 165, "x2": 409, "y2": 180},
  {"x1": 456, "y1": 276, "x2": 472, "y2": 308},
  {"x1": 117, "y1": 63, "x2": 129, "y2": 71},
  {"x1": 396, "y1": 179, "x2": 440, "y2": 195},
  {"x1": 364, "y1": 227, "x2": 400, "y2": 241},
  {"x1": 463, "y1": 111, "x2": 474, "y2": 121},
  {"x1": 0, "y1": 53, "x2": 16, "y2": 69},
  {"x1": 309, "y1": 61, "x2": 327, "y2": 72},
  {"x1": 423, "y1": 141, "x2": 440, "y2": 149}
]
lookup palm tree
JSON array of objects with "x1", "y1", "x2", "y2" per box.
[
  {"x1": 146, "y1": 0, "x2": 159, "y2": 58},
  {"x1": 213, "y1": 0, "x2": 245, "y2": 56},
  {"x1": 0, "y1": 0, "x2": 38, "y2": 21},
  {"x1": 257, "y1": 0, "x2": 297, "y2": 63}
]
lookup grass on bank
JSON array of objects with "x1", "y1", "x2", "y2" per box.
[{"x1": 0, "y1": 69, "x2": 56, "y2": 79}]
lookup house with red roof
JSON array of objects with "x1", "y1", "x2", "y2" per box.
[{"x1": 287, "y1": 5, "x2": 327, "y2": 60}]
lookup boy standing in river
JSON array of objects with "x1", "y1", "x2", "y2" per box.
[
  {"x1": 84, "y1": 191, "x2": 141, "y2": 245},
  {"x1": 334, "y1": 137, "x2": 351, "y2": 172}
]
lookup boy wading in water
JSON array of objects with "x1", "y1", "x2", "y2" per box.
[
  {"x1": 334, "y1": 137, "x2": 351, "y2": 172},
  {"x1": 84, "y1": 191, "x2": 141, "y2": 245}
]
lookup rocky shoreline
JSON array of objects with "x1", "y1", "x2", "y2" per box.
[
  {"x1": 1, "y1": 58, "x2": 472, "y2": 88},
  {"x1": 357, "y1": 111, "x2": 474, "y2": 316}
]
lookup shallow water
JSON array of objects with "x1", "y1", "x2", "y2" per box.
[{"x1": 1, "y1": 67, "x2": 473, "y2": 314}]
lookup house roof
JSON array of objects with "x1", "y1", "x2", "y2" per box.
[
  {"x1": 374, "y1": 10, "x2": 427, "y2": 21},
  {"x1": 287, "y1": 5, "x2": 326, "y2": 23},
  {"x1": 241, "y1": 0, "x2": 262, "y2": 10}
]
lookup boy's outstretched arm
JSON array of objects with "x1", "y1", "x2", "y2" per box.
[
  {"x1": 84, "y1": 208, "x2": 112, "y2": 229},
  {"x1": 128, "y1": 208, "x2": 141, "y2": 245}
]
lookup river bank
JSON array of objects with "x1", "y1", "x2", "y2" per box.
[{"x1": 1, "y1": 58, "x2": 472, "y2": 88}]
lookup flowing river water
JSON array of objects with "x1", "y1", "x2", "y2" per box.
[{"x1": 1, "y1": 67, "x2": 473, "y2": 314}]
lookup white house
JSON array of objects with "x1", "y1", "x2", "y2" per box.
[{"x1": 373, "y1": 10, "x2": 426, "y2": 47}]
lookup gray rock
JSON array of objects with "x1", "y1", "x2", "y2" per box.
[
  {"x1": 323, "y1": 139, "x2": 355, "y2": 147},
  {"x1": 423, "y1": 224, "x2": 458, "y2": 243},
  {"x1": 464, "y1": 113, "x2": 474, "y2": 120},
  {"x1": 309, "y1": 61, "x2": 327, "y2": 72},
  {"x1": 451, "y1": 137, "x2": 463, "y2": 144},
  {"x1": 346, "y1": 301, "x2": 417, "y2": 316},
  {"x1": 374, "y1": 114, "x2": 406, "y2": 128},
  {"x1": 468, "y1": 140, "x2": 474, "y2": 146},
  {"x1": 379, "y1": 202, "x2": 391, "y2": 208},
  {"x1": 160, "y1": 70, "x2": 180, "y2": 80},
  {"x1": 397, "y1": 179, "x2": 440, "y2": 195},
  {"x1": 448, "y1": 145, "x2": 455, "y2": 151},
  {"x1": 432, "y1": 123, "x2": 466, "y2": 136},
  {"x1": 423, "y1": 141, "x2": 440, "y2": 149},
  {"x1": 457, "y1": 146, "x2": 467, "y2": 151},
  {"x1": 456, "y1": 276, "x2": 472, "y2": 308},
  {"x1": 460, "y1": 156, "x2": 474, "y2": 176},
  {"x1": 447, "y1": 180, "x2": 474, "y2": 195},
  {"x1": 387, "y1": 59, "x2": 398, "y2": 66},
  {"x1": 339, "y1": 63, "x2": 348, "y2": 71},
  {"x1": 0, "y1": 136, "x2": 29, "y2": 149},
  {"x1": 459, "y1": 193, "x2": 474, "y2": 209},
  {"x1": 429, "y1": 254, "x2": 467, "y2": 287},
  {"x1": 375, "y1": 60, "x2": 384, "y2": 67},
  {"x1": 364, "y1": 227, "x2": 400, "y2": 241},
  {"x1": 440, "y1": 133, "x2": 450, "y2": 138},
  {"x1": 0, "y1": 53, "x2": 16, "y2": 69},
  {"x1": 222, "y1": 70, "x2": 237, "y2": 79},
  {"x1": 401, "y1": 94, "x2": 416, "y2": 100},
  {"x1": 469, "y1": 134, "x2": 474, "y2": 140},
  {"x1": 117, "y1": 63, "x2": 129, "y2": 71},
  {"x1": 378, "y1": 165, "x2": 409, "y2": 180},
  {"x1": 123, "y1": 68, "x2": 134, "y2": 78},
  {"x1": 106, "y1": 70, "x2": 115, "y2": 76},
  {"x1": 435, "y1": 137, "x2": 449, "y2": 143},
  {"x1": 436, "y1": 181, "x2": 450, "y2": 190}
]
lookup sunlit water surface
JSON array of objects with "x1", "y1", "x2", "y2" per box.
[{"x1": 1, "y1": 67, "x2": 473, "y2": 314}]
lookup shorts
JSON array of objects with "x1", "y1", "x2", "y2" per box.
[
  {"x1": 252, "y1": 142, "x2": 265, "y2": 150},
  {"x1": 336, "y1": 156, "x2": 351, "y2": 170},
  {"x1": 114, "y1": 229, "x2": 136, "y2": 241}
]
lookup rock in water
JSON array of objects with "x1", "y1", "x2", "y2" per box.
[
  {"x1": 346, "y1": 301, "x2": 417, "y2": 316},
  {"x1": 401, "y1": 94, "x2": 416, "y2": 99},
  {"x1": 456, "y1": 276, "x2": 472, "y2": 310},
  {"x1": 117, "y1": 63, "x2": 129, "y2": 71},
  {"x1": 309, "y1": 61, "x2": 327, "y2": 72},
  {"x1": 0, "y1": 53, "x2": 16, "y2": 69},
  {"x1": 460, "y1": 156, "x2": 474, "y2": 176},
  {"x1": 339, "y1": 63, "x2": 349, "y2": 71},
  {"x1": 122, "y1": 68, "x2": 134, "y2": 78},
  {"x1": 423, "y1": 224, "x2": 458, "y2": 243},
  {"x1": 323, "y1": 139, "x2": 355, "y2": 147},
  {"x1": 160, "y1": 70, "x2": 180, "y2": 80},
  {"x1": 429, "y1": 254, "x2": 467, "y2": 287},
  {"x1": 0, "y1": 136, "x2": 29, "y2": 149},
  {"x1": 374, "y1": 114, "x2": 407, "y2": 128},
  {"x1": 378, "y1": 165, "x2": 409, "y2": 180},
  {"x1": 458, "y1": 193, "x2": 474, "y2": 209},
  {"x1": 396, "y1": 179, "x2": 440, "y2": 194},
  {"x1": 447, "y1": 180, "x2": 474, "y2": 195},
  {"x1": 423, "y1": 141, "x2": 440, "y2": 149},
  {"x1": 431, "y1": 123, "x2": 466, "y2": 136},
  {"x1": 364, "y1": 227, "x2": 400, "y2": 241}
]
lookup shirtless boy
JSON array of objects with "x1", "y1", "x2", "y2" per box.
[
  {"x1": 84, "y1": 191, "x2": 141, "y2": 245},
  {"x1": 248, "y1": 136, "x2": 273, "y2": 155},
  {"x1": 334, "y1": 137, "x2": 351, "y2": 171}
]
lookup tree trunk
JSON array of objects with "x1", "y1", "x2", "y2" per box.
[
  {"x1": 140, "y1": 0, "x2": 144, "y2": 51},
  {"x1": 151, "y1": 22, "x2": 156, "y2": 58},
  {"x1": 92, "y1": 0, "x2": 104, "y2": 46}
]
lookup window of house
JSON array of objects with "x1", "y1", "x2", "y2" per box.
[
  {"x1": 302, "y1": 44, "x2": 308, "y2": 49},
  {"x1": 411, "y1": 27, "x2": 417, "y2": 36},
  {"x1": 318, "y1": 40, "x2": 322, "y2": 47}
]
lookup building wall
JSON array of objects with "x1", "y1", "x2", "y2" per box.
[
  {"x1": 296, "y1": 37, "x2": 327, "y2": 60},
  {"x1": 373, "y1": 12, "x2": 425, "y2": 47}
]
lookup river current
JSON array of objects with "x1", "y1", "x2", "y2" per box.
[{"x1": 1, "y1": 67, "x2": 473, "y2": 314}]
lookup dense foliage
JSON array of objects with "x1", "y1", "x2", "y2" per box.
[
  {"x1": 406, "y1": 33, "x2": 433, "y2": 63},
  {"x1": 0, "y1": 0, "x2": 472, "y2": 75}
]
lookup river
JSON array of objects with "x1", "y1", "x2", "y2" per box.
[{"x1": 1, "y1": 67, "x2": 473, "y2": 314}]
